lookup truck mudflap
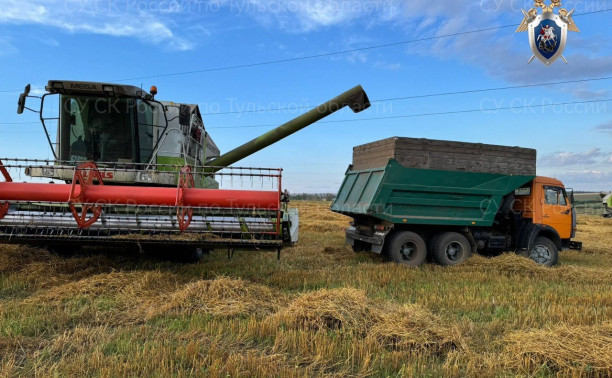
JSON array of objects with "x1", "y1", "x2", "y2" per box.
[
  {"x1": 346, "y1": 226, "x2": 388, "y2": 254},
  {"x1": 568, "y1": 241, "x2": 582, "y2": 251}
]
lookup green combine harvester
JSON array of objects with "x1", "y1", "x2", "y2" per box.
[{"x1": 0, "y1": 81, "x2": 370, "y2": 259}]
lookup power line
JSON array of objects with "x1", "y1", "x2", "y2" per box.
[
  {"x1": 0, "y1": 8, "x2": 608, "y2": 92},
  {"x1": 110, "y1": 8, "x2": 610, "y2": 82},
  {"x1": 111, "y1": 25, "x2": 520, "y2": 82},
  {"x1": 3, "y1": 75, "x2": 609, "y2": 125},
  {"x1": 207, "y1": 98, "x2": 612, "y2": 129},
  {"x1": 0, "y1": 9, "x2": 612, "y2": 93},
  {"x1": 201, "y1": 76, "x2": 612, "y2": 115},
  {"x1": 3, "y1": 95, "x2": 611, "y2": 128}
]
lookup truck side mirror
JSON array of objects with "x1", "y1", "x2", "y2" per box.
[{"x1": 17, "y1": 84, "x2": 31, "y2": 114}]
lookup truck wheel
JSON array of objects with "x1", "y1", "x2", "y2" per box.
[
  {"x1": 528, "y1": 237, "x2": 559, "y2": 267},
  {"x1": 387, "y1": 231, "x2": 427, "y2": 267},
  {"x1": 432, "y1": 232, "x2": 471, "y2": 266}
]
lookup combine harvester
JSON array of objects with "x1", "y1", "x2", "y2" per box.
[{"x1": 0, "y1": 81, "x2": 370, "y2": 259}]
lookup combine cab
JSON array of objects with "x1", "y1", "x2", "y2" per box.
[{"x1": 1, "y1": 81, "x2": 370, "y2": 257}]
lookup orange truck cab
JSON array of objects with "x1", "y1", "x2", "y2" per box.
[{"x1": 513, "y1": 176, "x2": 581, "y2": 261}]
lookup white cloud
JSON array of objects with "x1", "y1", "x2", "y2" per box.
[
  {"x1": 557, "y1": 82, "x2": 609, "y2": 99},
  {"x1": 3, "y1": 0, "x2": 609, "y2": 83},
  {"x1": 373, "y1": 61, "x2": 401, "y2": 70},
  {"x1": 539, "y1": 148, "x2": 604, "y2": 167},
  {"x1": 0, "y1": 0, "x2": 194, "y2": 51},
  {"x1": 216, "y1": 0, "x2": 396, "y2": 32},
  {"x1": 212, "y1": 0, "x2": 612, "y2": 94},
  {"x1": 595, "y1": 121, "x2": 612, "y2": 135},
  {"x1": 556, "y1": 170, "x2": 612, "y2": 189}
]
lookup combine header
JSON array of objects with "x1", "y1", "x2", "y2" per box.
[{"x1": 0, "y1": 81, "x2": 370, "y2": 258}]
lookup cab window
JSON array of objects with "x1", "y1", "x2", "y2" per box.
[
  {"x1": 544, "y1": 186, "x2": 567, "y2": 206},
  {"x1": 59, "y1": 95, "x2": 135, "y2": 163}
]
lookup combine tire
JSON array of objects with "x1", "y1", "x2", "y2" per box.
[
  {"x1": 432, "y1": 232, "x2": 471, "y2": 266},
  {"x1": 178, "y1": 247, "x2": 205, "y2": 263},
  {"x1": 528, "y1": 236, "x2": 558, "y2": 267},
  {"x1": 387, "y1": 231, "x2": 427, "y2": 267}
]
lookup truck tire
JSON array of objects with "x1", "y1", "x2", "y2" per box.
[
  {"x1": 432, "y1": 232, "x2": 471, "y2": 266},
  {"x1": 528, "y1": 236, "x2": 558, "y2": 267},
  {"x1": 387, "y1": 231, "x2": 427, "y2": 267}
]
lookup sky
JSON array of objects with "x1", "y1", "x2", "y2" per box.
[{"x1": 0, "y1": 0, "x2": 611, "y2": 192}]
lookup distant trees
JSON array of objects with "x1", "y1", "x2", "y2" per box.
[{"x1": 290, "y1": 193, "x2": 336, "y2": 201}]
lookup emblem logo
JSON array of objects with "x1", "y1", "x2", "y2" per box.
[{"x1": 516, "y1": 0, "x2": 580, "y2": 65}]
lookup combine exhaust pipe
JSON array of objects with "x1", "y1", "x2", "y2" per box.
[{"x1": 207, "y1": 85, "x2": 370, "y2": 171}]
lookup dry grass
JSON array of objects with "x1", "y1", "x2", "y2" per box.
[
  {"x1": 150, "y1": 277, "x2": 285, "y2": 318},
  {"x1": 1, "y1": 202, "x2": 612, "y2": 376},
  {"x1": 265, "y1": 288, "x2": 381, "y2": 334},
  {"x1": 367, "y1": 304, "x2": 462, "y2": 355},
  {"x1": 504, "y1": 323, "x2": 612, "y2": 376}
]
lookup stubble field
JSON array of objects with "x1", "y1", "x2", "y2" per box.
[{"x1": 1, "y1": 201, "x2": 612, "y2": 377}]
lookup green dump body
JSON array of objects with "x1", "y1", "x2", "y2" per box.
[{"x1": 331, "y1": 160, "x2": 535, "y2": 227}]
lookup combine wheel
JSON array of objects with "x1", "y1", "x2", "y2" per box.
[
  {"x1": 175, "y1": 247, "x2": 208, "y2": 263},
  {"x1": 170, "y1": 247, "x2": 205, "y2": 263},
  {"x1": 528, "y1": 236, "x2": 558, "y2": 267},
  {"x1": 432, "y1": 232, "x2": 471, "y2": 266},
  {"x1": 387, "y1": 231, "x2": 427, "y2": 267}
]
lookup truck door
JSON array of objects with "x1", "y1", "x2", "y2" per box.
[{"x1": 541, "y1": 186, "x2": 572, "y2": 239}]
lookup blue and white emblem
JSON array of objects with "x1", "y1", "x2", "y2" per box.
[{"x1": 516, "y1": 0, "x2": 580, "y2": 65}]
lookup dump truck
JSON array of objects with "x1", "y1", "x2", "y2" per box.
[
  {"x1": 0, "y1": 81, "x2": 370, "y2": 259},
  {"x1": 331, "y1": 137, "x2": 582, "y2": 267}
]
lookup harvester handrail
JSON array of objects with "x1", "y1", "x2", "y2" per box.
[{"x1": 0, "y1": 159, "x2": 283, "y2": 178}]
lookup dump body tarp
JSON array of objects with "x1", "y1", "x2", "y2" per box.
[{"x1": 331, "y1": 160, "x2": 535, "y2": 227}]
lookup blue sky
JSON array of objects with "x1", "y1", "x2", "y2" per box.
[{"x1": 0, "y1": 0, "x2": 611, "y2": 192}]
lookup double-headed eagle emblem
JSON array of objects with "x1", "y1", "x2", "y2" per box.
[{"x1": 516, "y1": 0, "x2": 579, "y2": 65}]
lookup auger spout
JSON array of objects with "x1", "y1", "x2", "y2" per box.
[{"x1": 206, "y1": 85, "x2": 370, "y2": 171}]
